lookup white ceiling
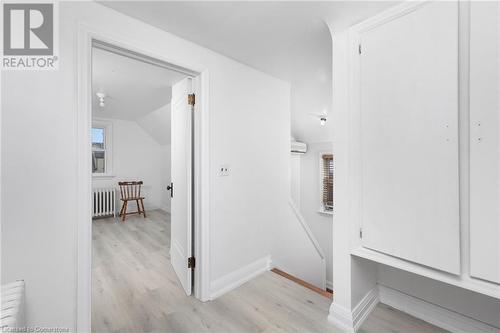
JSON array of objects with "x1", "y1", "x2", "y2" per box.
[
  {"x1": 92, "y1": 47, "x2": 185, "y2": 121},
  {"x1": 99, "y1": 1, "x2": 397, "y2": 143}
]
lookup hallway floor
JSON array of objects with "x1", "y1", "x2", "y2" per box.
[{"x1": 91, "y1": 210, "x2": 446, "y2": 333}]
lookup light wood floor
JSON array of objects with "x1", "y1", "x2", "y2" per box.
[{"x1": 91, "y1": 209, "x2": 447, "y2": 333}]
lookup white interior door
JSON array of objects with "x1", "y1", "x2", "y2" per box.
[
  {"x1": 170, "y1": 77, "x2": 193, "y2": 295},
  {"x1": 359, "y1": 2, "x2": 461, "y2": 274},
  {"x1": 470, "y1": 1, "x2": 500, "y2": 284}
]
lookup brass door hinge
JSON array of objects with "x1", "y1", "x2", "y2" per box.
[
  {"x1": 188, "y1": 94, "x2": 195, "y2": 106},
  {"x1": 188, "y1": 256, "x2": 196, "y2": 269}
]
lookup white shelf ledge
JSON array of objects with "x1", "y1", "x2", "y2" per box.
[{"x1": 351, "y1": 246, "x2": 500, "y2": 300}]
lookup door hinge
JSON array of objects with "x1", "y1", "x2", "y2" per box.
[
  {"x1": 359, "y1": 228, "x2": 363, "y2": 239},
  {"x1": 188, "y1": 93, "x2": 195, "y2": 106},
  {"x1": 188, "y1": 256, "x2": 196, "y2": 269},
  {"x1": 358, "y1": 44, "x2": 362, "y2": 55}
]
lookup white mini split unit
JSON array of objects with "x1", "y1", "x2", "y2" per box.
[{"x1": 291, "y1": 141, "x2": 307, "y2": 154}]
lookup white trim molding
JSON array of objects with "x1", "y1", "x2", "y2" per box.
[
  {"x1": 328, "y1": 302, "x2": 356, "y2": 333},
  {"x1": 352, "y1": 288, "x2": 379, "y2": 331},
  {"x1": 329, "y1": 284, "x2": 500, "y2": 333},
  {"x1": 210, "y1": 255, "x2": 271, "y2": 300},
  {"x1": 378, "y1": 285, "x2": 500, "y2": 333},
  {"x1": 288, "y1": 199, "x2": 326, "y2": 261},
  {"x1": 328, "y1": 287, "x2": 379, "y2": 333},
  {"x1": 77, "y1": 24, "x2": 211, "y2": 332},
  {"x1": 326, "y1": 280, "x2": 333, "y2": 291}
]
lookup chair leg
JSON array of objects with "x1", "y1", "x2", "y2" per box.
[
  {"x1": 119, "y1": 201, "x2": 126, "y2": 218},
  {"x1": 135, "y1": 199, "x2": 140, "y2": 215},
  {"x1": 140, "y1": 199, "x2": 147, "y2": 218},
  {"x1": 122, "y1": 201, "x2": 128, "y2": 222}
]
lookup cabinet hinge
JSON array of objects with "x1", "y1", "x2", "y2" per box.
[
  {"x1": 188, "y1": 256, "x2": 196, "y2": 269},
  {"x1": 359, "y1": 228, "x2": 363, "y2": 239},
  {"x1": 188, "y1": 93, "x2": 195, "y2": 106},
  {"x1": 358, "y1": 44, "x2": 362, "y2": 55}
]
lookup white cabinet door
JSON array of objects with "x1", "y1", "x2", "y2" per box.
[
  {"x1": 359, "y1": 2, "x2": 461, "y2": 274},
  {"x1": 470, "y1": 2, "x2": 500, "y2": 284}
]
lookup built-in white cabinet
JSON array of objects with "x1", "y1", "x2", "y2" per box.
[
  {"x1": 349, "y1": 1, "x2": 500, "y2": 299},
  {"x1": 358, "y1": 1, "x2": 460, "y2": 275},
  {"x1": 470, "y1": 1, "x2": 500, "y2": 285}
]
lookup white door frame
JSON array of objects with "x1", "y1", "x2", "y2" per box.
[{"x1": 76, "y1": 24, "x2": 211, "y2": 332}]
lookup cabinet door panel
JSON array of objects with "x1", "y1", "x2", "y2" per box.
[
  {"x1": 470, "y1": 1, "x2": 500, "y2": 284},
  {"x1": 360, "y1": 2, "x2": 460, "y2": 274}
]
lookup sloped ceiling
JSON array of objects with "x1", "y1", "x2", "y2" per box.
[
  {"x1": 99, "y1": 1, "x2": 397, "y2": 143},
  {"x1": 92, "y1": 47, "x2": 190, "y2": 145},
  {"x1": 136, "y1": 103, "x2": 171, "y2": 146},
  {"x1": 92, "y1": 47, "x2": 185, "y2": 121}
]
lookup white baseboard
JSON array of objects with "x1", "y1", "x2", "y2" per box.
[
  {"x1": 328, "y1": 303, "x2": 355, "y2": 333},
  {"x1": 352, "y1": 288, "x2": 379, "y2": 331},
  {"x1": 328, "y1": 287, "x2": 379, "y2": 333},
  {"x1": 378, "y1": 285, "x2": 500, "y2": 333},
  {"x1": 210, "y1": 255, "x2": 271, "y2": 300}
]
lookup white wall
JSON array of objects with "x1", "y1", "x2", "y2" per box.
[
  {"x1": 1, "y1": 2, "x2": 290, "y2": 329},
  {"x1": 290, "y1": 153, "x2": 301, "y2": 207},
  {"x1": 92, "y1": 118, "x2": 170, "y2": 212},
  {"x1": 136, "y1": 103, "x2": 171, "y2": 146},
  {"x1": 271, "y1": 200, "x2": 326, "y2": 289},
  {"x1": 299, "y1": 142, "x2": 333, "y2": 289},
  {"x1": 274, "y1": 150, "x2": 328, "y2": 289}
]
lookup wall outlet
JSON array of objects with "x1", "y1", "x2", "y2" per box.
[{"x1": 219, "y1": 164, "x2": 230, "y2": 176}]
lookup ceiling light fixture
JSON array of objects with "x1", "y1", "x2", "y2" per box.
[
  {"x1": 308, "y1": 109, "x2": 328, "y2": 126},
  {"x1": 96, "y1": 92, "x2": 106, "y2": 108}
]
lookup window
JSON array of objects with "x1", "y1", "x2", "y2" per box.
[
  {"x1": 321, "y1": 154, "x2": 334, "y2": 212},
  {"x1": 92, "y1": 121, "x2": 112, "y2": 176},
  {"x1": 92, "y1": 127, "x2": 106, "y2": 173}
]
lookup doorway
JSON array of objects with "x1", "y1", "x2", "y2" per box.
[{"x1": 77, "y1": 31, "x2": 210, "y2": 331}]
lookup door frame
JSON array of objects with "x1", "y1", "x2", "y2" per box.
[{"x1": 76, "y1": 24, "x2": 211, "y2": 332}]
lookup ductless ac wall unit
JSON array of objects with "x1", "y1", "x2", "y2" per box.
[{"x1": 291, "y1": 141, "x2": 307, "y2": 154}]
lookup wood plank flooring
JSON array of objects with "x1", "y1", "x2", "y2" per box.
[{"x1": 91, "y1": 209, "x2": 447, "y2": 333}]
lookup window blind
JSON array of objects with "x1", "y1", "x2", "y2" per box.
[{"x1": 322, "y1": 154, "x2": 334, "y2": 210}]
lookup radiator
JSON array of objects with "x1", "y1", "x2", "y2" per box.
[
  {"x1": 93, "y1": 188, "x2": 116, "y2": 218},
  {"x1": 1, "y1": 280, "x2": 25, "y2": 329}
]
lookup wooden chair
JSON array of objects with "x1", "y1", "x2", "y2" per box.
[{"x1": 118, "y1": 181, "x2": 146, "y2": 222}]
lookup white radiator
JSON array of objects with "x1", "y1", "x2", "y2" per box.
[
  {"x1": 93, "y1": 188, "x2": 116, "y2": 218},
  {"x1": 1, "y1": 280, "x2": 25, "y2": 329}
]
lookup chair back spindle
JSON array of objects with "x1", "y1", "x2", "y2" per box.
[{"x1": 118, "y1": 181, "x2": 143, "y2": 200}]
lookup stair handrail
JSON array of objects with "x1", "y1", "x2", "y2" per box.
[{"x1": 288, "y1": 198, "x2": 326, "y2": 260}]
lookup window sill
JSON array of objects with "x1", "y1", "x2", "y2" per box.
[
  {"x1": 318, "y1": 208, "x2": 334, "y2": 216},
  {"x1": 92, "y1": 174, "x2": 115, "y2": 180}
]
